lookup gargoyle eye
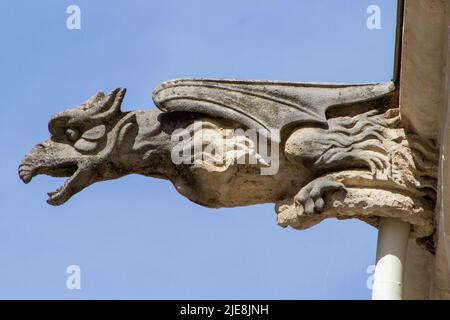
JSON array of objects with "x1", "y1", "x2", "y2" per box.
[{"x1": 66, "y1": 128, "x2": 80, "y2": 142}]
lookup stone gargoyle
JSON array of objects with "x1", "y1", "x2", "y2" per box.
[{"x1": 19, "y1": 79, "x2": 438, "y2": 250}]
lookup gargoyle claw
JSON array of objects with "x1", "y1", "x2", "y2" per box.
[{"x1": 294, "y1": 177, "x2": 345, "y2": 214}]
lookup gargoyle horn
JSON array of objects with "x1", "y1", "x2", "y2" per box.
[{"x1": 48, "y1": 88, "x2": 126, "y2": 135}]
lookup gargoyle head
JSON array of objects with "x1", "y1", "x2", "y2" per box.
[{"x1": 19, "y1": 88, "x2": 137, "y2": 206}]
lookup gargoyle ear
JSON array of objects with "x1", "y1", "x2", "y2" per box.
[
  {"x1": 81, "y1": 125, "x2": 106, "y2": 140},
  {"x1": 91, "y1": 88, "x2": 127, "y2": 120},
  {"x1": 73, "y1": 125, "x2": 106, "y2": 153}
]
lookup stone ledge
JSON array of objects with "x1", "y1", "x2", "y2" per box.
[{"x1": 276, "y1": 187, "x2": 434, "y2": 240}]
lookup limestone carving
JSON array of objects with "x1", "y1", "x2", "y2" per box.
[{"x1": 19, "y1": 79, "x2": 438, "y2": 251}]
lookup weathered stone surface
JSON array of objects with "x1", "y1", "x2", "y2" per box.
[
  {"x1": 19, "y1": 79, "x2": 437, "y2": 252},
  {"x1": 399, "y1": 0, "x2": 450, "y2": 299},
  {"x1": 400, "y1": 0, "x2": 449, "y2": 141},
  {"x1": 276, "y1": 108, "x2": 437, "y2": 245},
  {"x1": 16, "y1": 0, "x2": 449, "y2": 300},
  {"x1": 153, "y1": 79, "x2": 395, "y2": 136}
]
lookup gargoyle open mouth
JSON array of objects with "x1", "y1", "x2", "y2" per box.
[
  {"x1": 44, "y1": 164, "x2": 81, "y2": 206},
  {"x1": 19, "y1": 87, "x2": 133, "y2": 206},
  {"x1": 19, "y1": 161, "x2": 85, "y2": 206}
]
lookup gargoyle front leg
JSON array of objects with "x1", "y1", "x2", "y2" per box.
[{"x1": 294, "y1": 176, "x2": 346, "y2": 214}]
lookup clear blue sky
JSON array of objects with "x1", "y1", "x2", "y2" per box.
[{"x1": 0, "y1": 0, "x2": 397, "y2": 299}]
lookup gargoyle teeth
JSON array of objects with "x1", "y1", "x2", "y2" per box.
[{"x1": 47, "y1": 180, "x2": 69, "y2": 202}]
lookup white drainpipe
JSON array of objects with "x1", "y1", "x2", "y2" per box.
[{"x1": 372, "y1": 217, "x2": 410, "y2": 300}]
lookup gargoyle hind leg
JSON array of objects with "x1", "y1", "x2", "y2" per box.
[{"x1": 294, "y1": 176, "x2": 346, "y2": 214}]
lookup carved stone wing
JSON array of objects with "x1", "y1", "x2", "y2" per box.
[{"x1": 152, "y1": 78, "x2": 395, "y2": 136}]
